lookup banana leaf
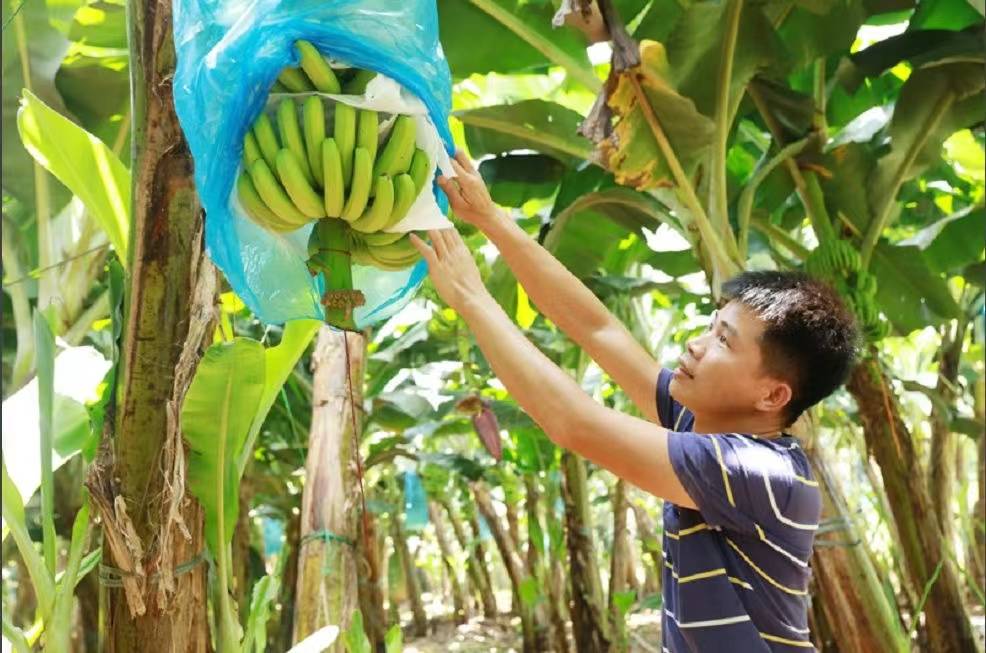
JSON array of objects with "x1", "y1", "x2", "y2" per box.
[{"x1": 17, "y1": 89, "x2": 130, "y2": 263}]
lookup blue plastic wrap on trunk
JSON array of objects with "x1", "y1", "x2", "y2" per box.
[
  {"x1": 172, "y1": 0, "x2": 452, "y2": 327},
  {"x1": 403, "y1": 470, "x2": 429, "y2": 531}
]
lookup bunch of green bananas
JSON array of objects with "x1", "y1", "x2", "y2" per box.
[
  {"x1": 236, "y1": 40, "x2": 432, "y2": 274},
  {"x1": 805, "y1": 240, "x2": 888, "y2": 341},
  {"x1": 804, "y1": 240, "x2": 861, "y2": 278}
]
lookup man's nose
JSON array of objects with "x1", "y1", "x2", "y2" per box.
[{"x1": 686, "y1": 337, "x2": 703, "y2": 360}]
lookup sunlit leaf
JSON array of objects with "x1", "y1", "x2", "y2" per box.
[{"x1": 17, "y1": 89, "x2": 130, "y2": 263}]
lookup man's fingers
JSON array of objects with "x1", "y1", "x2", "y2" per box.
[
  {"x1": 435, "y1": 228, "x2": 455, "y2": 258},
  {"x1": 454, "y1": 150, "x2": 476, "y2": 174},
  {"x1": 428, "y1": 229, "x2": 448, "y2": 259},
  {"x1": 450, "y1": 158, "x2": 467, "y2": 179},
  {"x1": 436, "y1": 175, "x2": 459, "y2": 195},
  {"x1": 409, "y1": 233, "x2": 438, "y2": 268}
]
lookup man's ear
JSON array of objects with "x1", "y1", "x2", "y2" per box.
[{"x1": 756, "y1": 380, "x2": 792, "y2": 414}]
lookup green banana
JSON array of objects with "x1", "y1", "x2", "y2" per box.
[
  {"x1": 278, "y1": 67, "x2": 314, "y2": 93},
  {"x1": 387, "y1": 173, "x2": 417, "y2": 227},
  {"x1": 271, "y1": 81, "x2": 289, "y2": 94},
  {"x1": 364, "y1": 237, "x2": 420, "y2": 270},
  {"x1": 277, "y1": 99, "x2": 314, "y2": 186},
  {"x1": 253, "y1": 113, "x2": 280, "y2": 170},
  {"x1": 243, "y1": 131, "x2": 263, "y2": 167},
  {"x1": 374, "y1": 115, "x2": 416, "y2": 176},
  {"x1": 350, "y1": 239, "x2": 373, "y2": 266},
  {"x1": 303, "y1": 96, "x2": 326, "y2": 183},
  {"x1": 249, "y1": 159, "x2": 309, "y2": 227},
  {"x1": 408, "y1": 148, "x2": 430, "y2": 195},
  {"x1": 351, "y1": 176, "x2": 395, "y2": 233},
  {"x1": 357, "y1": 109, "x2": 379, "y2": 167},
  {"x1": 322, "y1": 138, "x2": 345, "y2": 218},
  {"x1": 275, "y1": 149, "x2": 325, "y2": 218},
  {"x1": 341, "y1": 147, "x2": 372, "y2": 222},
  {"x1": 361, "y1": 231, "x2": 407, "y2": 247},
  {"x1": 343, "y1": 69, "x2": 377, "y2": 95},
  {"x1": 296, "y1": 40, "x2": 341, "y2": 93},
  {"x1": 237, "y1": 173, "x2": 296, "y2": 232},
  {"x1": 334, "y1": 102, "x2": 357, "y2": 186}
]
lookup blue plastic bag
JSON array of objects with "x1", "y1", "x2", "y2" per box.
[{"x1": 172, "y1": 0, "x2": 453, "y2": 328}]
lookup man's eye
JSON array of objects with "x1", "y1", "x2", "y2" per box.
[{"x1": 718, "y1": 334, "x2": 728, "y2": 345}]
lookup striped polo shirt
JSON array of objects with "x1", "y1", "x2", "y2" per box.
[{"x1": 656, "y1": 368, "x2": 822, "y2": 651}]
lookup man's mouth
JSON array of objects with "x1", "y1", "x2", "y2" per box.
[{"x1": 674, "y1": 362, "x2": 694, "y2": 379}]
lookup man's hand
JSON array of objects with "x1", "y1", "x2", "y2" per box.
[
  {"x1": 410, "y1": 228, "x2": 488, "y2": 313},
  {"x1": 436, "y1": 151, "x2": 503, "y2": 230}
]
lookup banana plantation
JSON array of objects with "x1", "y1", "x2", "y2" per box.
[{"x1": 1, "y1": 0, "x2": 984, "y2": 651}]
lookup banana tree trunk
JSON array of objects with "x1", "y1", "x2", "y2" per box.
[
  {"x1": 805, "y1": 433, "x2": 908, "y2": 653},
  {"x1": 392, "y1": 511, "x2": 428, "y2": 637},
  {"x1": 441, "y1": 498, "x2": 497, "y2": 619},
  {"x1": 89, "y1": 0, "x2": 217, "y2": 647},
  {"x1": 629, "y1": 502, "x2": 662, "y2": 598},
  {"x1": 847, "y1": 355, "x2": 977, "y2": 653},
  {"x1": 466, "y1": 510, "x2": 499, "y2": 615},
  {"x1": 560, "y1": 452, "x2": 612, "y2": 652},
  {"x1": 929, "y1": 321, "x2": 965, "y2": 549},
  {"x1": 524, "y1": 475, "x2": 569, "y2": 653},
  {"x1": 233, "y1": 474, "x2": 254, "y2": 616},
  {"x1": 357, "y1": 508, "x2": 388, "y2": 651},
  {"x1": 608, "y1": 479, "x2": 629, "y2": 651},
  {"x1": 972, "y1": 378, "x2": 986, "y2": 595},
  {"x1": 472, "y1": 482, "x2": 539, "y2": 653},
  {"x1": 293, "y1": 327, "x2": 365, "y2": 647},
  {"x1": 428, "y1": 502, "x2": 468, "y2": 624},
  {"x1": 275, "y1": 510, "x2": 301, "y2": 652}
]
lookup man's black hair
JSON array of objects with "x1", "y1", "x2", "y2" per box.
[{"x1": 722, "y1": 270, "x2": 860, "y2": 425}]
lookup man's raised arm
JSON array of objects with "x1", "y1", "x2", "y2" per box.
[{"x1": 438, "y1": 153, "x2": 663, "y2": 422}]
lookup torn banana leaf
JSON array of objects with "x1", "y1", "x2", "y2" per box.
[{"x1": 599, "y1": 40, "x2": 714, "y2": 190}]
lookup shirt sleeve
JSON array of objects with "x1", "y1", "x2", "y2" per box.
[{"x1": 667, "y1": 431, "x2": 821, "y2": 546}]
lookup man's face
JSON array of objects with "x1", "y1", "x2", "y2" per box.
[{"x1": 668, "y1": 301, "x2": 779, "y2": 419}]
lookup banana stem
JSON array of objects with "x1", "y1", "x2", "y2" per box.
[
  {"x1": 801, "y1": 169, "x2": 835, "y2": 245},
  {"x1": 2, "y1": 218, "x2": 35, "y2": 390},
  {"x1": 13, "y1": 6, "x2": 56, "y2": 325},
  {"x1": 737, "y1": 135, "x2": 814, "y2": 256},
  {"x1": 748, "y1": 84, "x2": 829, "y2": 247},
  {"x1": 710, "y1": 0, "x2": 744, "y2": 238},
  {"x1": 813, "y1": 58, "x2": 827, "y2": 137},
  {"x1": 627, "y1": 74, "x2": 741, "y2": 283},
  {"x1": 860, "y1": 90, "x2": 955, "y2": 270},
  {"x1": 750, "y1": 217, "x2": 811, "y2": 261},
  {"x1": 316, "y1": 219, "x2": 359, "y2": 330}
]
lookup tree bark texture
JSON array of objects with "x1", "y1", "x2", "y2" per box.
[
  {"x1": 472, "y1": 482, "x2": 540, "y2": 653},
  {"x1": 560, "y1": 452, "x2": 612, "y2": 653},
  {"x1": 428, "y1": 501, "x2": 468, "y2": 624},
  {"x1": 847, "y1": 355, "x2": 977, "y2": 653},
  {"x1": 293, "y1": 328, "x2": 365, "y2": 648},
  {"x1": 90, "y1": 0, "x2": 217, "y2": 647}
]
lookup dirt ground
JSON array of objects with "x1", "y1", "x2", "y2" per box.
[{"x1": 398, "y1": 591, "x2": 663, "y2": 653}]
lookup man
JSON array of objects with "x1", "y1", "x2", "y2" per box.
[{"x1": 409, "y1": 152, "x2": 859, "y2": 652}]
